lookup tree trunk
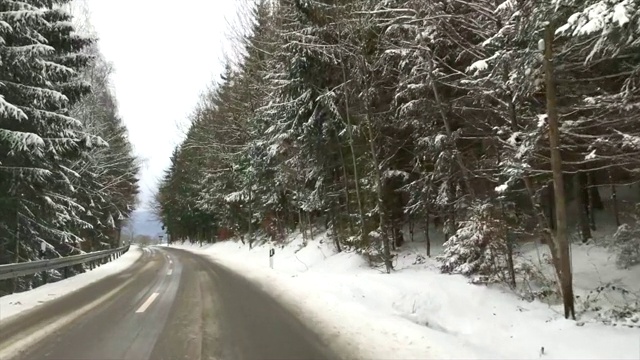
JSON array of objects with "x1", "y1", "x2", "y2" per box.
[
  {"x1": 330, "y1": 202, "x2": 342, "y2": 253},
  {"x1": 356, "y1": 51, "x2": 392, "y2": 273},
  {"x1": 339, "y1": 57, "x2": 367, "y2": 247},
  {"x1": 444, "y1": 179, "x2": 456, "y2": 242},
  {"x1": 588, "y1": 172, "x2": 604, "y2": 210},
  {"x1": 523, "y1": 176, "x2": 563, "y2": 287},
  {"x1": 409, "y1": 216, "x2": 414, "y2": 242},
  {"x1": 609, "y1": 170, "x2": 620, "y2": 227},
  {"x1": 299, "y1": 209, "x2": 307, "y2": 243},
  {"x1": 333, "y1": 230, "x2": 342, "y2": 253},
  {"x1": 544, "y1": 24, "x2": 575, "y2": 320},
  {"x1": 448, "y1": 203, "x2": 456, "y2": 243},
  {"x1": 576, "y1": 172, "x2": 592, "y2": 243},
  {"x1": 13, "y1": 209, "x2": 20, "y2": 293},
  {"x1": 307, "y1": 212, "x2": 314, "y2": 240},
  {"x1": 544, "y1": 184, "x2": 556, "y2": 231},
  {"x1": 337, "y1": 143, "x2": 354, "y2": 234},
  {"x1": 587, "y1": 172, "x2": 597, "y2": 230},
  {"x1": 386, "y1": 178, "x2": 405, "y2": 249},
  {"x1": 365, "y1": 108, "x2": 393, "y2": 274},
  {"x1": 505, "y1": 231, "x2": 517, "y2": 289},
  {"x1": 393, "y1": 191, "x2": 404, "y2": 248},
  {"x1": 116, "y1": 226, "x2": 122, "y2": 247},
  {"x1": 426, "y1": 52, "x2": 475, "y2": 199},
  {"x1": 390, "y1": 228, "x2": 396, "y2": 251},
  {"x1": 425, "y1": 208, "x2": 431, "y2": 257},
  {"x1": 14, "y1": 213, "x2": 20, "y2": 264},
  {"x1": 423, "y1": 176, "x2": 433, "y2": 257},
  {"x1": 495, "y1": 140, "x2": 517, "y2": 288},
  {"x1": 278, "y1": 214, "x2": 286, "y2": 242},
  {"x1": 248, "y1": 187, "x2": 254, "y2": 249}
]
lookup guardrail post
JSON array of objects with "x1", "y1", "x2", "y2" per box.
[
  {"x1": 63, "y1": 266, "x2": 70, "y2": 279},
  {"x1": 42, "y1": 270, "x2": 48, "y2": 284}
]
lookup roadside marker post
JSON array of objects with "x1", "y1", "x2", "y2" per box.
[{"x1": 269, "y1": 248, "x2": 275, "y2": 269}]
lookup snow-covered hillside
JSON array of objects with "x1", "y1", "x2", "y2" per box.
[{"x1": 169, "y1": 231, "x2": 640, "y2": 360}]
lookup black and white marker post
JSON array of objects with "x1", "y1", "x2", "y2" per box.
[
  {"x1": 269, "y1": 248, "x2": 275, "y2": 269},
  {"x1": 40, "y1": 241, "x2": 46, "y2": 258},
  {"x1": 40, "y1": 241, "x2": 48, "y2": 283}
]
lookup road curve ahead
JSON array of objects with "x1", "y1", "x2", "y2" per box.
[{"x1": 0, "y1": 246, "x2": 336, "y2": 360}]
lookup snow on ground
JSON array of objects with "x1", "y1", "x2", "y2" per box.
[
  {"x1": 0, "y1": 245, "x2": 143, "y2": 323},
  {"x1": 170, "y1": 232, "x2": 640, "y2": 360}
]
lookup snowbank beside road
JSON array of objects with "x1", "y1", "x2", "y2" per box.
[
  {"x1": 170, "y1": 235, "x2": 640, "y2": 360},
  {"x1": 0, "y1": 246, "x2": 142, "y2": 323}
]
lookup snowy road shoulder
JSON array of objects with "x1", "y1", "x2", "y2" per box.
[
  {"x1": 169, "y1": 236, "x2": 640, "y2": 360},
  {"x1": 0, "y1": 245, "x2": 143, "y2": 323},
  {"x1": 167, "y1": 240, "x2": 498, "y2": 359}
]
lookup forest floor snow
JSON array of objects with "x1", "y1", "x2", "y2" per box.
[
  {"x1": 0, "y1": 245, "x2": 142, "y2": 323},
  {"x1": 169, "y1": 232, "x2": 640, "y2": 360}
]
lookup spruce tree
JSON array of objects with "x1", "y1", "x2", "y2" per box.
[{"x1": 0, "y1": 0, "x2": 99, "y2": 265}]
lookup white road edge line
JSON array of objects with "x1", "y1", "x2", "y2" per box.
[
  {"x1": 135, "y1": 292, "x2": 160, "y2": 313},
  {"x1": 167, "y1": 269, "x2": 173, "y2": 276}
]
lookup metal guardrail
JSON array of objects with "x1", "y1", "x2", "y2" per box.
[{"x1": 0, "y1": 245, "x2": 130, "y2": 281}]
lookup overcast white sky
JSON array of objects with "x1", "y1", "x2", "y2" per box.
[{"x1": 83, "y1": 1, "x2": 240, "y2": 209}]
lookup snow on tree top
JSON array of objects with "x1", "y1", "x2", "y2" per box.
[{"x1": 556, "y1": 0, "x2": 634, "y2": 37}]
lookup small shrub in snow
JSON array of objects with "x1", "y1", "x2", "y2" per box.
[
  {"x1": 362, "y1": 229, "x2": 396, "y2": 269},
  {"x1": 611, "y1": 223, "x2": 640, "y2": 269},
  {"x1": 413, "y1": 254, "x2": 426, "y2": 265},
  {"x1": 578, "y1": 282, "x2": 640, "y2": 328},
  {"x1": 515, "y1": 259, "x2": 559, "y2": 302},
  {"x1": 437, "y1": 202, "x2": 511, "y2": 282}
]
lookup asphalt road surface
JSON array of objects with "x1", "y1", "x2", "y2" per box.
[{"x1": 0, "y1": 247, "x2": 336, "y2": 360}]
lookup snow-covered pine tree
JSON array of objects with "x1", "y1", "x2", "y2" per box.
[
  {"x1": 155, "y1": 1, "x2": 640, "y2": 313},
  {"x1": 438, "y1": 201, "x2": 511, "y2": 281},
  {"x1": 242, "y1": 0, "x2": 351, "y2": 244},
  {"x1": 69, "y1": 46, "x2": 139, "y2": 251},
  {"x1": 0, "y1": 0, "x2": 99, "y2": 267},
  {"x1": 371, "y1": 0, "x2": 501, "y2": 270}
]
